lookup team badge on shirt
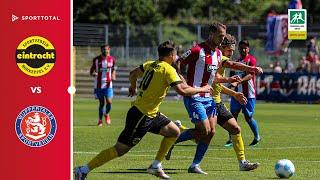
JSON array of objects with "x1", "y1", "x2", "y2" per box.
[
  {"x1": 181, "y1": 50, "x2": 191, "y2": 59},
  {"x1": 16, "y1": 36, "x2": 56, "y2": 77},
  {"x1": 15, "y1": 105, "x2": 57, "y2": 147}
]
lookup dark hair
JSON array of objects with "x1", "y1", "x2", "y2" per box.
[
  {"x1": 239, "y1": 40, "x2": 250, "y2": 47},
  {"x1": 209, "y1": 22, "x2": 227, "y2": 33},
  {"x1": 221, "y1": 34, "x2": 237, "y2": 47},
  {"x1": 158, "y1": 40, "x2": 175, "y2": 57},
  {"x1": 100, "y1": 44, "x2": 110, "y2": 50}
]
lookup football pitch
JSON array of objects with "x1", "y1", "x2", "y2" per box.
[{"x1": 73, "y1": 98, "x2": 320, "y2": 179}]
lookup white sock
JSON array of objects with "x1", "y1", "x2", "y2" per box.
[
  {"x1": 191, "y1": 163, "x2": 199, "y2": 168},
  {"x1": 80, "y1": 165, "x2": 90, "y2": 174},
  {"x1": 239, "y1": 160, "x2": 247, "y2": 164},
  {"x1": 151, "y1": 160, "x2": 161, "y2": 168}
]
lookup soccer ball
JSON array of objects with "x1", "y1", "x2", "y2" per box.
[{"x1": 274, "y1": 159, "x2": 295, "y2": 178}]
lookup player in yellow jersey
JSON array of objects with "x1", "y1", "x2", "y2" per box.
[
  {"x1": 166, "y1": 34, "x2": 262, "y2": 171},
  {"x1": 74, "y1": 40, "x2": 213, "y2": 180}
]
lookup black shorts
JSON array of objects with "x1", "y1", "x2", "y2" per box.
[
  {"x1": 217, "y1": 102, "x2": 234, "y2": 126},
  {"x1": 117, "y1": 106, "x2": 171, "y2": 147}
]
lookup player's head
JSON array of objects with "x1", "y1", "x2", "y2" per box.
[
  {"x1": 220, "y1": 34, "x2": 237, "y2": 58},
  {"x1": 238, "y1": 40, "x2": 250, "y2": 57},
  {"x1": 208, "y1": 22, "x2": 227, "y2": 47},
  {"x1": 100, "y1": 44, "x2": 110, "y2": 56},
  {"x1": 158, "y1": 40, "x2": 177, "y2": 62}
]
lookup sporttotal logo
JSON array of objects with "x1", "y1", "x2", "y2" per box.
[
  {"x1": 15, "y1": 105, "x2": 57, "y2": 147},
  {"x1": 11, "y1": 14, "x2": 60, "y2": 22},
  {"x1": 12, "y1": 14, "x2": 19, "y2": 22}
]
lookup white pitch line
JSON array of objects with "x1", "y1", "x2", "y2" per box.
[
  {"x1": 73, "y1": 145, "x2": 320, "y2": 155},
  {"x1": 131, "y1": 145, "x2": 320, "y2": 152},
  {"x1": 73, "y1": 152, "x2": 320, "y2": 163}
]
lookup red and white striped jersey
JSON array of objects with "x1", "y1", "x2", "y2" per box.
[
  {"x1": 180, "y1": 42, "x2": 222, "y2": 97},
  {"x1": 233, "y1": 54, "x2": 257, "y2": 98},
  {"x1": 90, "y1": 55, "x2": 116, "y2": 89}
]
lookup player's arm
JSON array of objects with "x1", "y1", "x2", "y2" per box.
[
  {"x1": 111, "y1": 58, "x2": 117, "y2": 80},
  {"x1": 112, "y1": 69, "x2": 116, "y2": 80},
  {"x1": 221, "y1": 85, "x2": 247, "y2": 105},
  {"x1": 175, "y1": 47, "x2": 199, "y2": 74},
  {"x1": 167, "y1": 64, "x2": 212, "y2": 96},
  {"x1": 89, "y1": 59, "x2": 97, "y2": 76},
  {"x1": 230, "y1": 74, "x2": 253, "y2": 87},
  {"x1": 128, "y1": 66, "x2": 144, "y2": 97},
  {"x1": 177, "y1": 73, "x2": 187, "y2": 83},
  {"x1": 214, "y1": 68, "x2": 242, "y2": 83},
  {"x1": 223, "y1": 60, "x2": 263, "y2": 74},
  {"x1": 173, "y1": 83, "x2": 213, "y2": 96}
]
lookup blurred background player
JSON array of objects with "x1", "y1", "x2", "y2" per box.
[
  {"x1": 90, "y1": 44, "x2": 116, "y2": 126},
  {"x1": 74, "y1": 41, "x2": 213, "y2": 180},
  {"x1": 227, "y1": 40, "x2": 261, "y2": 147}
]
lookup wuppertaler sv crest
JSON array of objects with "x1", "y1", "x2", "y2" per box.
[{"x1": 15, "y1": 105, "x2": 57, "y2": 147}]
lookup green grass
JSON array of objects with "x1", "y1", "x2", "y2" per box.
[{"x1": 73, "y1": 98, "x2": 320, "y2": 179}]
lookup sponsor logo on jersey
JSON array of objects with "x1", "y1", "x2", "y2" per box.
[{"x1": 181, "y1": 50, "x2": 191, "y2": 59}]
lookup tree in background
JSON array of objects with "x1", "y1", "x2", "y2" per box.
[
  {"x1": 74, "y1": 0, "x2": 319, "y2": 25},
  {"x1": 74, "y1": 0, "x2": 162, "y2": 24}
]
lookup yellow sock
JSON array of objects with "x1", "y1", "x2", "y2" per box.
[
  {"x1": 179, "y1": 125, "x2": 188, "y2": 132},
  {"x1": 231, "y1": 133, "x2": 245, "y2": 161},
  {"x1": 155, "y1": 137, "x2": 177, "y2": 161},
  {"x1": 87, "y1": 146, "x2": 118, "y2": 170}
]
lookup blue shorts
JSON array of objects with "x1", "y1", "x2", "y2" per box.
[
  {"x1": 183, "y1": 96, "x2": 216, "y2": 123},
  {"x1": 94, "y1": 88, "x2": 113, "y2": 99},
  {"x1": 230, "y1": 97, "x2": 256, "y2": 118}
]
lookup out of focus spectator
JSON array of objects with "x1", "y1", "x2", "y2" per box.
[
  {"x1": 310, "y1": 58, "x2": 320, "y2": 74},
  {"x1": 273, "y1": 61, "x2": 282, "y2": 73},
  {"x1": 296, "y1": 56, "x2": 310, "y2": 73},
  {"x1": 306, "y1": 51, "x2": 318, "y2": 63},
  {"x1": 192, "y1": 40, "x2": 197, "y2": 47},
  {"x1": 284, "y1": 60, "x2": 295, "y2": 73},
  {"x1": 306, "y1": 36, "x2": 319, "y2": 55}
]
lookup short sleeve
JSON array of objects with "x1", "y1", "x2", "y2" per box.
[
  {"x1": 221, "y1": 56, "x2": 229, "y2": 67},
  {"x1": 166, "y1": 66, "x2": 182, "y2": 87},
  {"x1": 249, "y1": 55, "x2": 257, "y2": 67},
  {"x1": 179, "y1": 46, "x2": 200, "y2": 65},
  {"x1": 140, "y1": 60, "x2": 154, "y2": 72}
]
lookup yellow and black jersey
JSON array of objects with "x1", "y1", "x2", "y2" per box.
[
  {"x1": 132, "y1": 60, "x2": 182, "y2": 117},
  {"x1": 212, "y1": 56, "x2": 229, "y2": 103}
]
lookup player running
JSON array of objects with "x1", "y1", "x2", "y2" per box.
[
  {"x1": 226, "y1": 40, "x2": 261, "y2": 147},
  {"x1": 166, "y1": 34, "x2": 261, "y2": 171},
  {"x1": 74, "y1": 40, "x2": 213, "y2": 180},
  {"x1": 173, "y1": 22, "x2": 256, "y2": 175}
]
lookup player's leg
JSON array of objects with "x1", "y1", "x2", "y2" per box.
[
  {"x1": 173, "y1": 97, "x2": 197, "y2": 144},
  {"x1": 104, "y1": 87, "x2": 113, "y2": 124},
  {"x1": 226, "y1": 97, "x2": 242, "y2": 146},
  {"x1": 243, "y1": 98, "x2": 261, "y2": 146},
  {"x1": 147, "y1": 113, "x2": 180, "y2": 179},
  {"x1": 217, "y1": 102, "x2": 245, "y2": 160},
  {"x1": 96, "y1": 88, "x2": 105, "y2": 126},
  {"x1": 188, "y1": 99, "x2": 216, "y2": 175},
  {"x1": 218, "y1": 101, "x2": 260, "y2": 171},
  {"x1": 74, "y1": 106, "x2": 149, "y2": 179},
  {"x1": 165, "y1": 120, "x2": 192, "y2": 160},
  {"x1": 188, "y1": 116, "x2": 215, "y2": 175}
]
